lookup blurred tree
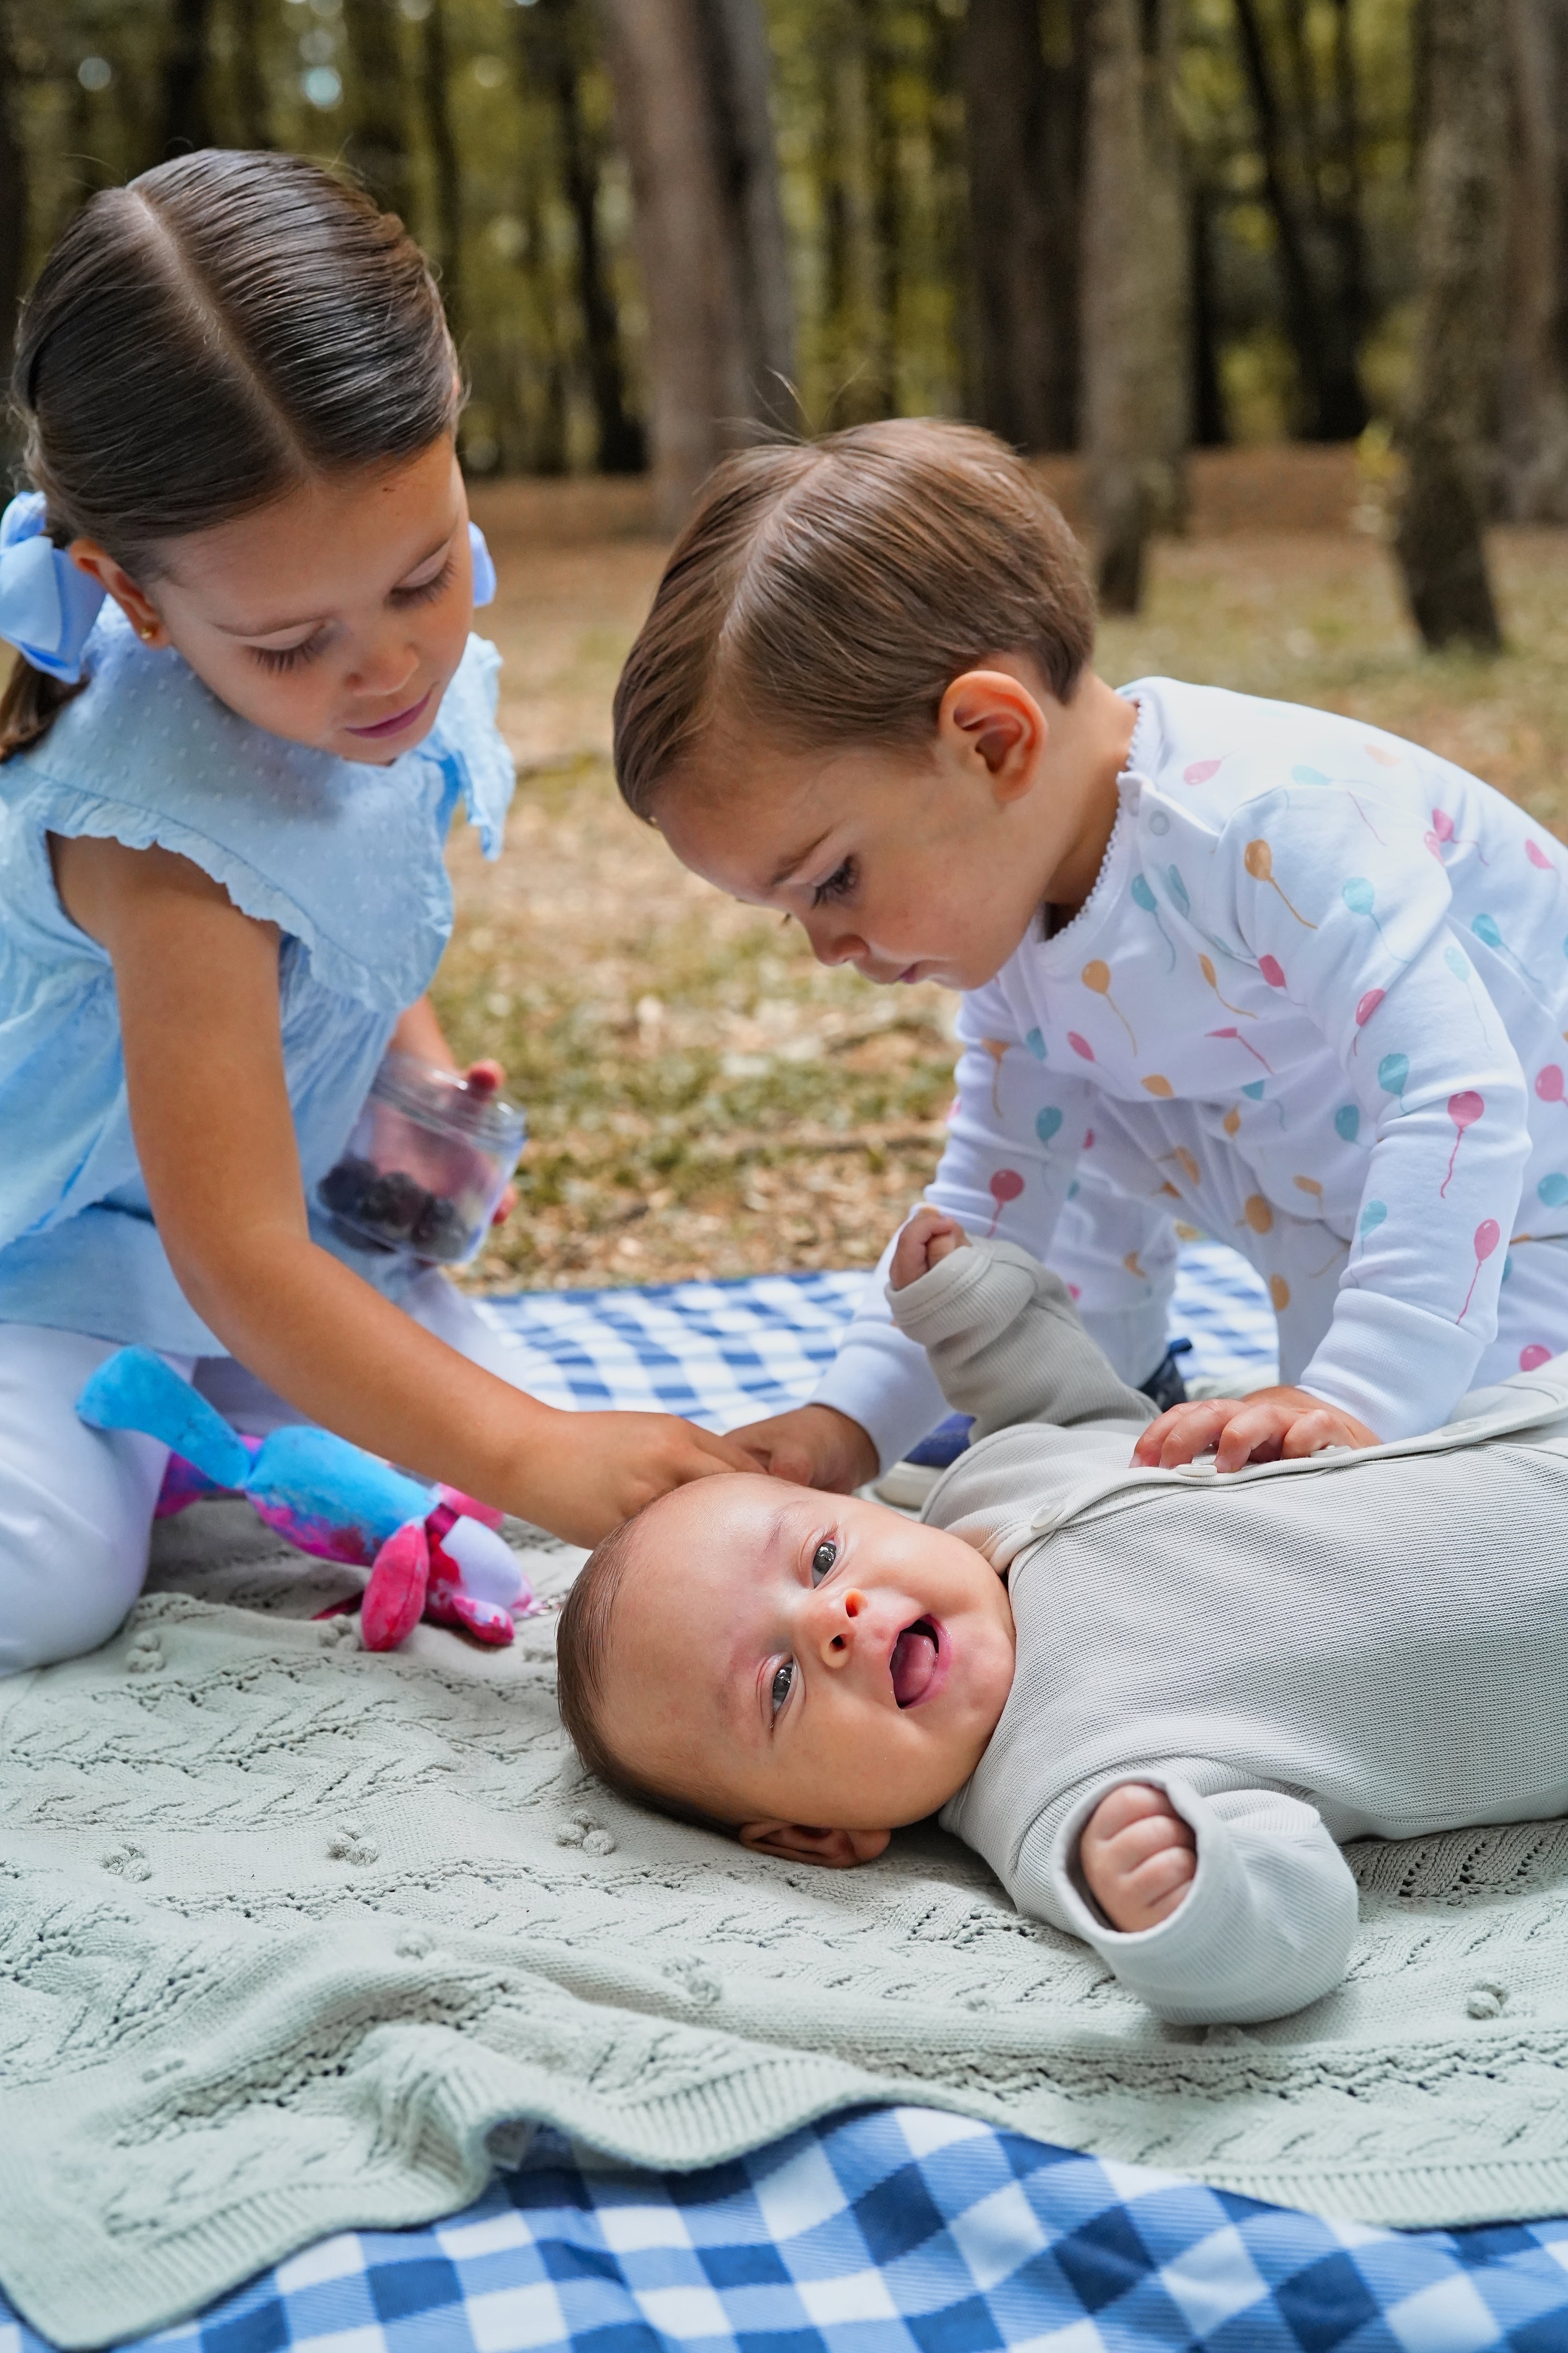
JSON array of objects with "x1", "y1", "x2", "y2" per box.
[
  {"x1": 161, "y1": 0, "x2": 216, "y2": 156},
  {"x1": 1081, "y1": 0, "x2": 1189, "y2": 611},
  {"x1": 705, "y1": 0, "x2": 795, "y2": 417},
  {"x1": 516, "y1": 0, "x2": 644, "y2": 472},
  {"x1": 1230, "y1": 0, "x2": 1368, "y2": 438},
  {"x1": 341, "y1": 0, "x2": 414, "y2": 223},
  {"x1": 226, "y1": 0, "x2": 271, "y2": 148},
  {"x1": 962, "y1": 0, "x2": 1084, "y2": 451},
  {"x1": 1498, "y1": 0, "x2": 1568, "y2": 521},
  {"x1": 421, "y1": 0, "x2": 464, "y2": 343},
  {"x1": 598, "y1": 0, "x2": 791, "y2": 524},
  {"x1": 1394, "y1": 0, "x2": 1504, "y2": 649},
  {"x1": 0, "y1": 0, "x2": 24, "y2": 420}
]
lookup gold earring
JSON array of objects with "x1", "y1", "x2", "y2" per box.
[{"x1": 137, "y1": 623, "x2": 156, "y2": 642}]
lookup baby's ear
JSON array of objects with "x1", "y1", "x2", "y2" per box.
[{"x1": 739, "y1": 1821, "x2": 891, "y2": 1869}]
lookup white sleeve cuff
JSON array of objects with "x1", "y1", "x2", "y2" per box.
[{"x1": 1300, "y1": 1288, "x2": 1487, "y2": 1440}]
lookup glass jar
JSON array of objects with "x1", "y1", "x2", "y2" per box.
[{"x1": 317, "y1": 1051, "x2": 526, "y2": 1266}]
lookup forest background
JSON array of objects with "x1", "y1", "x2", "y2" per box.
[{"x1": 2, "y1": 0, "x2": 1565, "y2": 1290}]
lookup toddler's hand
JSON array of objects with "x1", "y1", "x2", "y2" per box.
[
  {"x1": 527, "y1": 1410, "x2": 758, "y2": 1546},
  {"x1": 890, "y1": 1206, "x2": 969, "y2": 1290},
  {"x1": 732, "y1": 1403, "x2": 878, "y2": 1493},
  {"x1": 1079, "y1": 1783, "x2": 1197, "y2": 1932},
  {"x1": 1131, "y1": 1384, "x2": 1380, "y2": 1473}
]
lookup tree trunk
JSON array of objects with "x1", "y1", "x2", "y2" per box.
[
  {"x1": 160, "y1": 0, "x2": 215, "y2": 157},
  {"x1": 1393, "y1": 0, "x2": 1505, "y2": 651},
  {"x1": 0, "y1": 0, "x2": 26, "y2": 431},
  {"x1": 1080, "y1": 0, "x2": 1189, "y2": 612},
  {"x1": 228, "y1": 0, "x2": 272, "y2": 148},
  {"x1": 341, "y1": 0, "x2": 414, "y2": 226},
  {"x1": 520, "y1": 0, "x2": 644, "y2": 474},
  {"x1": 1231, "y1": 0, "x2": 1367, "y2": 440},
  {"x1": 1498, "y1": 0, "x2": 1568, "y2": 520},
  {"x1": 420, "y1": 0, "x2": 463, "y2": 348},
  {"x1": 962, "y1": 0, "x2": 1084, "y2": 451},
  {"x1": 699, "y1": 0, "x2": 795, "y2": 415},
  {"x1": 596, "y1": 0, "x2": 762, "y2": 527},
  {"x1": 1189, "y1": 178, "x2": 1227, "y2": 447}
]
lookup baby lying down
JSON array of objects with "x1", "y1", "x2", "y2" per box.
[{"x1": 557, "y1": 1210, "x2": 1568, "y2": 2024}]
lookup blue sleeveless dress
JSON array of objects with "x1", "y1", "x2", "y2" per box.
[{"x1": 0, "y1": 606, "x2": 514, "y2": 1353}]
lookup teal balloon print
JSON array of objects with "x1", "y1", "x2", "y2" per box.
[
  {"x1": 1130, "y1": 871, "x2": 1176, "y2": 971},
  {"x1": 1540, "y1": 1173, "x2": 1568, "y2": 1208},
  {"x1": 1445, "y1": 946, "x2": 1470, "y2": 983},
  {"x1": 1242, "y1": 1079, "x2": 1266, "y2": 1100},
  {"x1": 1291, "y1": 766, "x2": 1329, "y2": 786},
  {"x1": 1166, "y1": 867, "x2": 1191, "y2": 918},
  {"x1": 1377, "y1": 1052, "x2": 1409, "y2": 1101},
  {"x1": 1035, "y1": 1105, "x2": 1064, "y2": 1147},
  {"x1": 1024, "y1": 1027, "x2": 1046, "y2": 1061},
  {"x1": 1334, "y1": 1104, "x2": 1360, "y2": 1144},
  {"x1": 1360, "y1": 1199, "x2": 1388, "y2": 1241}
]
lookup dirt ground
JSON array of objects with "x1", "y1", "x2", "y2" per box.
[{"x1": 449, "y1": 451, "x2": 1568, "y2": 1292}]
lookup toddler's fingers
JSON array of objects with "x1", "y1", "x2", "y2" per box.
[
  {"x1": 1213, "y1": 1401, "x2": 1294, "y2": 1473},
  {"x1": 1132, "y1": 1399, "x2": 1235, "y2": 1469},
  {"x1": 466, "y1": 1059, "x2": 504, "y2": 1093},
  {"x1": 1280, "y1": 1409, "x2": 1347, "y2": 1459}
]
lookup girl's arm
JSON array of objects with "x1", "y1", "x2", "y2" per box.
[{"x1": 57, "y1": 836, "x2": 755, "y2": 1543}]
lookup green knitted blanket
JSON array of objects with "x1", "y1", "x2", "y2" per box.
[{"x1": 5, "y1": 1503, "x2": 1568, "y2": 2348}]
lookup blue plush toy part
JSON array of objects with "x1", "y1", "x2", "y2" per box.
[{"x1": 78, "y1": 1345, "x2": 436, "y2": 1561}]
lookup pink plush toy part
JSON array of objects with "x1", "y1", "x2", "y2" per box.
[{"x1": 76, "y1": 1345, "x2": 532, "y2": 1649}]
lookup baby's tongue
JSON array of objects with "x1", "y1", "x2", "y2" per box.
[{"x1": 890, "y1": 1621, "x2": 938, "y2": 1707}]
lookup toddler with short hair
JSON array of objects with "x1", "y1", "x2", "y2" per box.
[
  {"x1": 557, "y1": 1208, "x2": 1568, "y2": 2026},
  {"x1": 612, "y1": 418, "x2": 1568, "y2": 1490}
]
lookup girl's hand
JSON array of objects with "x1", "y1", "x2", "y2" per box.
[
  {"x1": 889, "y1": 1206, "x2": 969, "y2": 1289},
  {"x1": 1132, "y1": 1385, "x2": 1381, "y2": 1473},
  {"x1": 529, "y1": 1410, "x2": 760, "y2": 1546},
  {"x1": 1079, "y1": 1783, "x2": 1196, "y2": 1932},
  {"x1": 733, "y1": 1403, "x2": 878, "y2": 1493},
  {"x1": 463, "y1": 1058, "x2": 517, "y2": 1223}
]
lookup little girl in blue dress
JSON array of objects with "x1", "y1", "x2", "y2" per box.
[{"x1": 0, "y1": 148, "x2": 748, "y2": 1673}]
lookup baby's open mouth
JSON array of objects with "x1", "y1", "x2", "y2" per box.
[{"x1": 891, "y1": 1616, "x2": 940, "y2": 1707}]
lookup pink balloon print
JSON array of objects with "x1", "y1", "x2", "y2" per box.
[
  {"x1": 1527, "y1": 838, "x2": 1556, "y2": 872},
  {"x1": 1183, "y1": 757, "x2": 1223, "y2": 785},
  {"x1": 1521, "y1": 1344, "x2": 1553, "y2": 1371},
  {"x1": 985, "y1": 1166, "x2": 1024, "y2": 1236},
  {"x1": 1259, "y1": 954, "x2": 1287, "y2": 989},
  {"x1": 1440, "y1": 1090, "x2": 1484, "y2": 1197},
  {"x1": 1207, "y1": 1025, "x2": 1274, "y2": 1074},
  {"x1": 1429, "y1": 808, "x2": 1489, "y2": 865},
  {"x1": 1536, "y1": 1064, "x2": 1568, "y2": 1112},
  {"x1": 1352, "y1": 987, "x2": 1384, "y2": 1054},
  {"x1": 1067, "y1": 1031, "x2": 1096, "y2": 1062},
  {"x1": 1458, "y1": 1217, "x2": 1500, "y2": 1323}
]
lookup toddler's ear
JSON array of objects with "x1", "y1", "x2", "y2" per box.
[{"x1": 739, "y1": 1821, "x2": 891, "y2": 1869}]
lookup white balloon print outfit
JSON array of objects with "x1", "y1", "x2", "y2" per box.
[{"x1": 813, "y1": 679, "x2": 1568, "y2": 1463}]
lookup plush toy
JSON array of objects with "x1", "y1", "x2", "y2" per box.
[{"x1": 76, "y1": 1346, "x2": 532, "y2": 1649}]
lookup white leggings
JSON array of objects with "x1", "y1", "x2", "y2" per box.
[{"x1": 0, "y1": 1275, "x2": 531, "y2": 1677}]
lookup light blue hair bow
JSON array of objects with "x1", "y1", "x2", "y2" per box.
[
  {"x1": 0, "y1": 491, "x2": 107, "y2": 683},
  {"x1": 468, "y1": 518, "x2": 495, "y2": 607},
  {"x1": 0, "y1": 493, "x2": 494, "y2": 683}
]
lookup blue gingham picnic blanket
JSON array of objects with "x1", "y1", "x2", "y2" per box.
[{"x1": 12, "y1": 1247, "x2": 1563, "y2": 2353}]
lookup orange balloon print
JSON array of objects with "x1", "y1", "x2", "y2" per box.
[
  {"x1": 1239, "y1": 1193, "x2": 1273, "y2": 1234},
  {"x1": 1081, "y1": 960, "x2": 1137, "y2": 1053},
  {"x1": 1294, "y1": 1174, "x2": 1323, "y2": 1203},
  {"x1": 1243, "y1": 839, "x2": 1318, "y2": 928},
  {"x1": 1269, "y1": 1274, "x2": 1291, "y2": 1311},
  {"x1": 980, "y1": 1038, "x2": 1008, "y2": 1117},
  {"x1": 1222, "y1": 1105, "x2": 1241, "y2": 1137},
  {"x1": 1198, "y1": 953, "x2": 1255, "y2": 1019},
  {"x1": 1142, "y1": 1073, "x2": 1174, "y2": 1098},
  {"x1": 1123, "y1": 1250, "x2": 1147, "y2": 1282}
]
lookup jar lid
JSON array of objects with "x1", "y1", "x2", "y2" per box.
[{"x1": 370, "y1": 1050, "x2": 526, "y2": 1153}]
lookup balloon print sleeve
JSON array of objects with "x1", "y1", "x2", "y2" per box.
[
  {"x1": 807, "y1": 985, "x2": 1093, "y2": 1471},
  {"x1": 1218, "y1": 788, "x2": 1532, "y2": 1438}
]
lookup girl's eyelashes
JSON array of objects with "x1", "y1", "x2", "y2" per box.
[
  {"x1": 251, "y1": 628, "x2": 329, "y2": 675},
  {"x1": 811, "y1": 1539, "x2": 837, "y2": 1585},
  {"x1": 811, "y1": 857, "x2": 856, "y2": 908},
  {"x1": 392, "y1": 553, "x2": 455, "y2": 607},
  {"x1": 770, "y1": 1658, "x2": 795, "y2": 1715}
]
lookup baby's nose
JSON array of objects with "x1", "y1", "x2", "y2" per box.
[{"x1": 814, "y1": 1585, "x2": 868, "y2": 1667}]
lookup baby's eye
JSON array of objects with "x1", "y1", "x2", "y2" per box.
[
  {"x1": 811, "y1": 1540, "x2": 837, "y2": 1585},
  {"x1": 812, "y1": 858, "x2": 856, "y2": 907},
  {"x1": 770, "y1": 1658, "x2": 795, "y2": 1715}
]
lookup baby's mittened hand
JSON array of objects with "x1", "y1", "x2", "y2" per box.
[
  {"x1": 1079, "y1": 1783, "x2": 1197, "y2": 1933},
  {"x1": 889, "y1": 1207, "x2": 969, "y2": 1291}
]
